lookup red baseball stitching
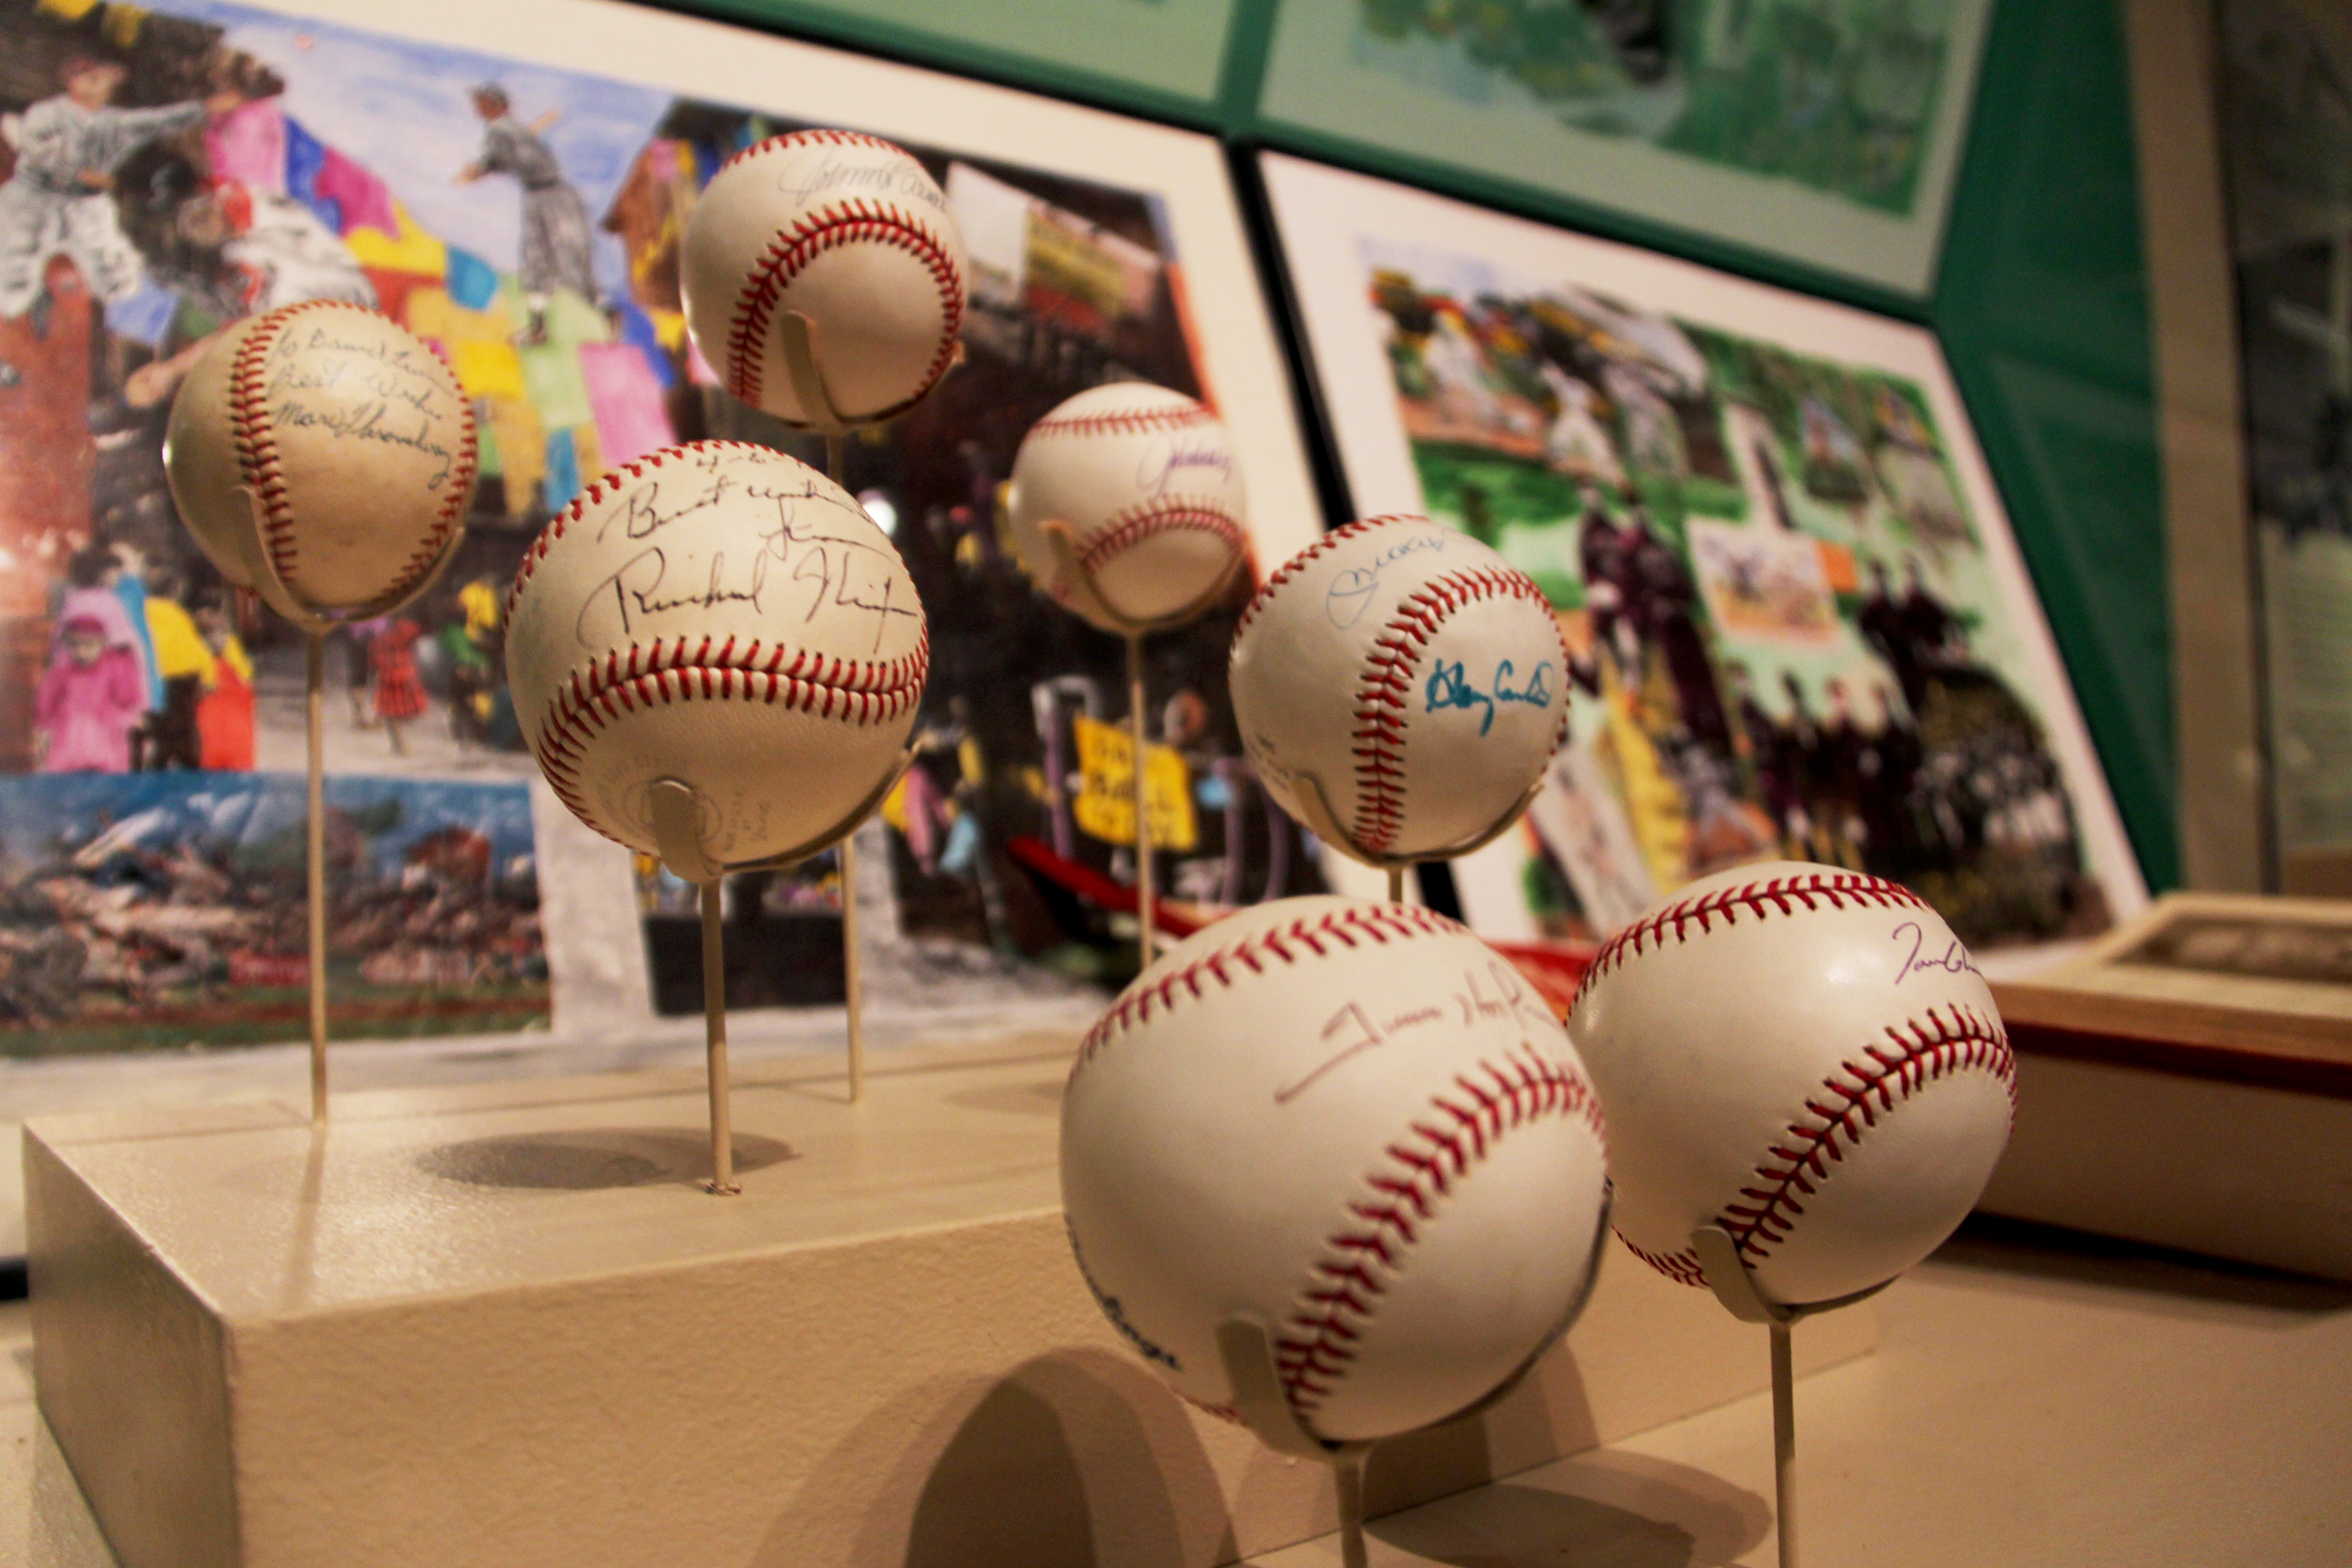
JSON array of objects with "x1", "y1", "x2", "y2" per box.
[
  {"x1": 719, "y1": 127, "x2": 905, "y2": 171},
  {"x1": 725, "y1": 195, "x2": 964, "y2": 415},
  {"x1": 1350, "y1": 567, "x2": 1562, "y2": 853},
  {"x1": 228, "y1": 301, "x2": 474, "y2": 607},
  {"x1": 1233, "y1": 515, "x2": 1423, "y2": 640},
  {"x1": 1075, "y1": 501, "x2": 1246, "y2": 580},
  {"x1": 1632, "y1": 1004, "x2": 2014, "y2": 1286},
  {"x1": 528, "y1": 628, "x2": 930, "y2": 845},
  {"x1": 504, "y1": 440, "x2": 796, "y2": 623},
  {"x1": 1618, "y1": 1234, "x2": 1711, "y2": 1289},
  {"x1": 1570, "y1": 871, "x2": 1931, "y2": 1013},
  {"x1": 1073, "y1": 902, "x2": 1465, "y2": 1076},
  {"x1": 1027, "y1": 400, "x2": 1215, "y2": 442},
  {"x1": 1277, "y1": 1042, "x2": 1606, "y2": 1425}
]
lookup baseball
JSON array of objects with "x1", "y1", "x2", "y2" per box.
[
  {"x1": 1230, "y1": 515, "x2": 1567, "y2": 860},
  {"x1": 1004, "y1": 382, "x2": 1248, "y2": 630},
  {"x1": 1567, "y1": 862, "x2": 2015, "y2": 1306},
  {"x1": 165, "y1": 300, "x2": 477, "y2": 614},
  {"x1": 505, "y1": 441, "x2": 928, "y2": 863},
  {"x1": 681, "y1": 129, "x2": 967, "y2": 425},
  {"x1": 1062, "y1": 895, "x2": 1611, "y2": 1443}
]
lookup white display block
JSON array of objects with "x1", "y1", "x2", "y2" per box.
[{"x1": 26, "y1": 1034, "x2": 1873, "y2": 1568}]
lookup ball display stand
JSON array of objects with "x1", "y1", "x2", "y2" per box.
[
  {"x1": 1690, "y1": 1224, "x2": 1892, "y2": 1568},
  {"x1": 1282, "y1": 766, "x2": 1545, "y2": 905},
  {"x1": 657, "y1": 305, "x2": 944, "y2": 1160},
  {"x1": 219, "y1": 485, "x2": 466, "y2": 1126},
  {"x1": 1031, "y1": 523, "x2": 1242, "y2": 967}
]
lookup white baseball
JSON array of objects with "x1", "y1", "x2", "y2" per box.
[
  {"x1": 1230, "y1": 515, "x2": 1568, "y2": 860},
  {"x1": 505, "y1": 441, "x2": 927, "y2": 863},
  {"x1": 681, "y1": 129, "x2": 966, "y2": 425},
  {"x1": 165, "y1": 301, "x2": 477, "y2": 613},
  {"x1": 1061, "y1": 895, "x2": 1611, "y2": 1443},
  {"x1": 1004, "y1": 383, "x2": 1248, "y2": 630},
  {"x1": 1567, "y1": 861, "x2": 2015, "y2": 1306}
]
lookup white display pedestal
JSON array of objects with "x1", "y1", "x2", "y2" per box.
[{"x1": 25, "y1": 1034, "x2": 1874, "y2": 1568}]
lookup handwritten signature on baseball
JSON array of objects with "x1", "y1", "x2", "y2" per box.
[
  {"x1": 1273, "y1": 962, "x2": 1552, "y2": 1104},
  {"x1": 781, "y1": 153, "x2": 945, "y2": 211},
  {"x1": 267, "y1": 326, "x2": 457, "y2": 487},
  {"x1": 1426, "y1": 658, "x2": 1553, "y2": 736},
  {"x1": 1891, "y1": 921, "x2": 1983, "y2": 984},
  {"x1": 1323, "y1": 532, "x2": 1448, "y2": 628},
  {"x1": 1133, "y1": 436, "x2": 1231, "y2": 498},
  {"x1": 575, "y1": 456, "x2": 916, "y2": 654}
]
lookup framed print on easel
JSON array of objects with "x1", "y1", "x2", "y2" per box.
[{"x1": 1257, "y1": 153, "x2": 2147, "y2": 972}]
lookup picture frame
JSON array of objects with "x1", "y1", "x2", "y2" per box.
[{"x1": 1257, "y1": 151, "x2": 2147, "y2": 971}]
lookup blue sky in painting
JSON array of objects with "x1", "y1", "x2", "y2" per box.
[{"x1": 162, "y1": 0, "x2": 676, "y2": 290}]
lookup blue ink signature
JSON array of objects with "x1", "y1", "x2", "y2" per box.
[
  {"x1": 1324, "y1": 533, "x2": 1449, "y2": 628},
  {"x1": 1891, "y1": 921, "x2": 1983, "y2": 984},
  {"x1": 1425, "y1": 659, "x2": 1555, "y2": 736}
]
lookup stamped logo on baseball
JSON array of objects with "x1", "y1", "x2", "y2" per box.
[
  {"x1": 1230, "y1": 515, "x2": 1569, "y2": 859},
  {"x1": 505, "y1": 441, "x2": 927, "y2": 863},
  {"x1": 1568, "y1": 861, "x2": 2015, "y2": 1306},
  {"x1": 1061, "y1": 895, "x2": 1610, "y2": 1442}
]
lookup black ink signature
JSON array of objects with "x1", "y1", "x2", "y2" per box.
[
  {"x1": 782, "y1": 153, "x2": 945, "y2": 210},
  {"x1": 1425, "y1": 658, "x2": 1555, "y2": 736},
  {"x1": 1323, "y1": 533, "x2": 1449, "y2": 628},
  {"x1": 1892, "y1": 921, "x2": 1983, "y2": 984},
  {"x1": 273, "y1": 398, "x2": 454, "y2": 488}
]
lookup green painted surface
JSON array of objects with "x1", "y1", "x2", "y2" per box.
[{"x1": 1935, "y1": 0, "x2": 2176, "y2": 888}]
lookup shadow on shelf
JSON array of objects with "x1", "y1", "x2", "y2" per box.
[{"x1": 415, "y1": 1128, "x2": 797, "y2": 1191}]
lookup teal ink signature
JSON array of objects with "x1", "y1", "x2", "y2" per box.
[{"x1": 1425, "y1": 659, "x2": 1555, "y2": 736}]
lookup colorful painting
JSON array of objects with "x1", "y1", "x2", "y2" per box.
[
  {"x1": 0, "y1": 772, "x2": 544, "y2": 1053},
  {"x1": 1259, "y1": 0, "x2": 1993, "y2": 295},
  {"x1": 0, "y1": 0, "x2": 1324, "y2": 1053},
  {"x1": 1264, "y1": 155, "x2": 2146, "y2": 957}
]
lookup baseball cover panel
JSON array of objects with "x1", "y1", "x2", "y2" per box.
[
  {"x1": 504, "y1": 442, "x2": 926, "y2": 860},
  {"x1": 680, "y1": 132, "x2": 967, "y2": 424},
  {"x1": 1060, "y1": 895, "x2": 1609, "y2": 1443},
  {"x1": 1005, "y1": 383, "x2": 1247, "y2": 629},
  {"x1": 1230, "y1": 516, "x2": 1568, "y2": 858},
  {"x1": 166, "y1": 302, "x2": 474, "y2": 612},
  {"x1": 1568, "y1": 861, "x2": 2014, "y2": 1306}
]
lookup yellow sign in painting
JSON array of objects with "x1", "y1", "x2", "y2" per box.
[{"x1": 1073, "y1": 715, "x2": 1197, "y2": 852}]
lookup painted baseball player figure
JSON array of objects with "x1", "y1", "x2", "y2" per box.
[
  {"x1": 0, "y1": 57, "x2": 236, "y2": 335},
  {"x1": 457, "y1": 84, "x2": 596, "y2": 342}
]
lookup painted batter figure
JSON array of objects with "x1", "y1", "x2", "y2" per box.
[{"x1": 458, "y1": 84, "x2": 596, "y2": 340}]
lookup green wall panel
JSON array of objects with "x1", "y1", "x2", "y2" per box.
[{"x1": 1936, "y1": 0, "x2": 2176, "y2": 889}]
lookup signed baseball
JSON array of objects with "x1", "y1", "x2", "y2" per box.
[
  {"x1": 165, "y1": 300, "x2": 476, "y2": 613},
  {"x1": 1004, "y1": 383, "x2": 1248, "y2": 630},
  {"x1": 1230, "y1": 515, "x2": 1567, "y2": 860},
  {"x1": 1567, "y1": 862, "x2": 2014, "y2": 1306},
  {"x1": 505, "y1": 441, "x2": 928, "y2": 863},
  {"x1": 681, "y1": 129, "x2": 966, "y2": 425},
  {"x1": 1062, "y1": 895, "x2": 1611, "y2": 1443}
]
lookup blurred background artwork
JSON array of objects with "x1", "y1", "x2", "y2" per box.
[
  {"x1": 0, "y1": 0, "x2": 1319, "y2": 1056},
  {"x1": 1363, "y1": 236, "x2": 2113, "y2": 950}
]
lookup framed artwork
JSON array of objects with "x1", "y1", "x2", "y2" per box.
[
  {"x1": 1259, "y1": 153, "x2": 2147, "y2": 968},
  {"x1": 1256, "y1": 0, "x2": 1996, "y2": 297},
  {"x1": 0, "y1": 0, "x2": 1324, "y2": 1075}
]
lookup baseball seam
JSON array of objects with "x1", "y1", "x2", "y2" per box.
[
  {"x1": 726, "y1": 197, "x2": 964, "y2": 415},
  {"x1": 505, "y1": 440, "x2": 780, "y2": 623},
  {"x1": 1072, "y1": 902, "x2": 1465, "y2": 1076},
  {"x1": 1074, "y1": 500, "x2": 1246, "y2": 582},
  {"x1": 720, "y1": 127, "x2": 903, "y2": 171},
  {"x1": 1027, "y1": 402, "x2": 1216, "y2": 441},
  {"x1": 1570, "y1": 871, "x2": 1932, "y2": 1012},
  {"x1": 528, "y1": 628, "x2": 929, "y2": 845},
  {"x1": 1350, "y1": 567, "x2": 1562, "y2": 854},
  {"x1": 1233, "y1": 515, "x2": 1421, "y2": 640},
  {"x1": 228, "y1": 301, "x2": 475, "y2": 608},
  {"x1": 1277, "y1": 1042, "x2": 1605, "y2": 1424},
  {"x1": 1635, "y1": 1003, "x2": 2015, "y2": 1286}
]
